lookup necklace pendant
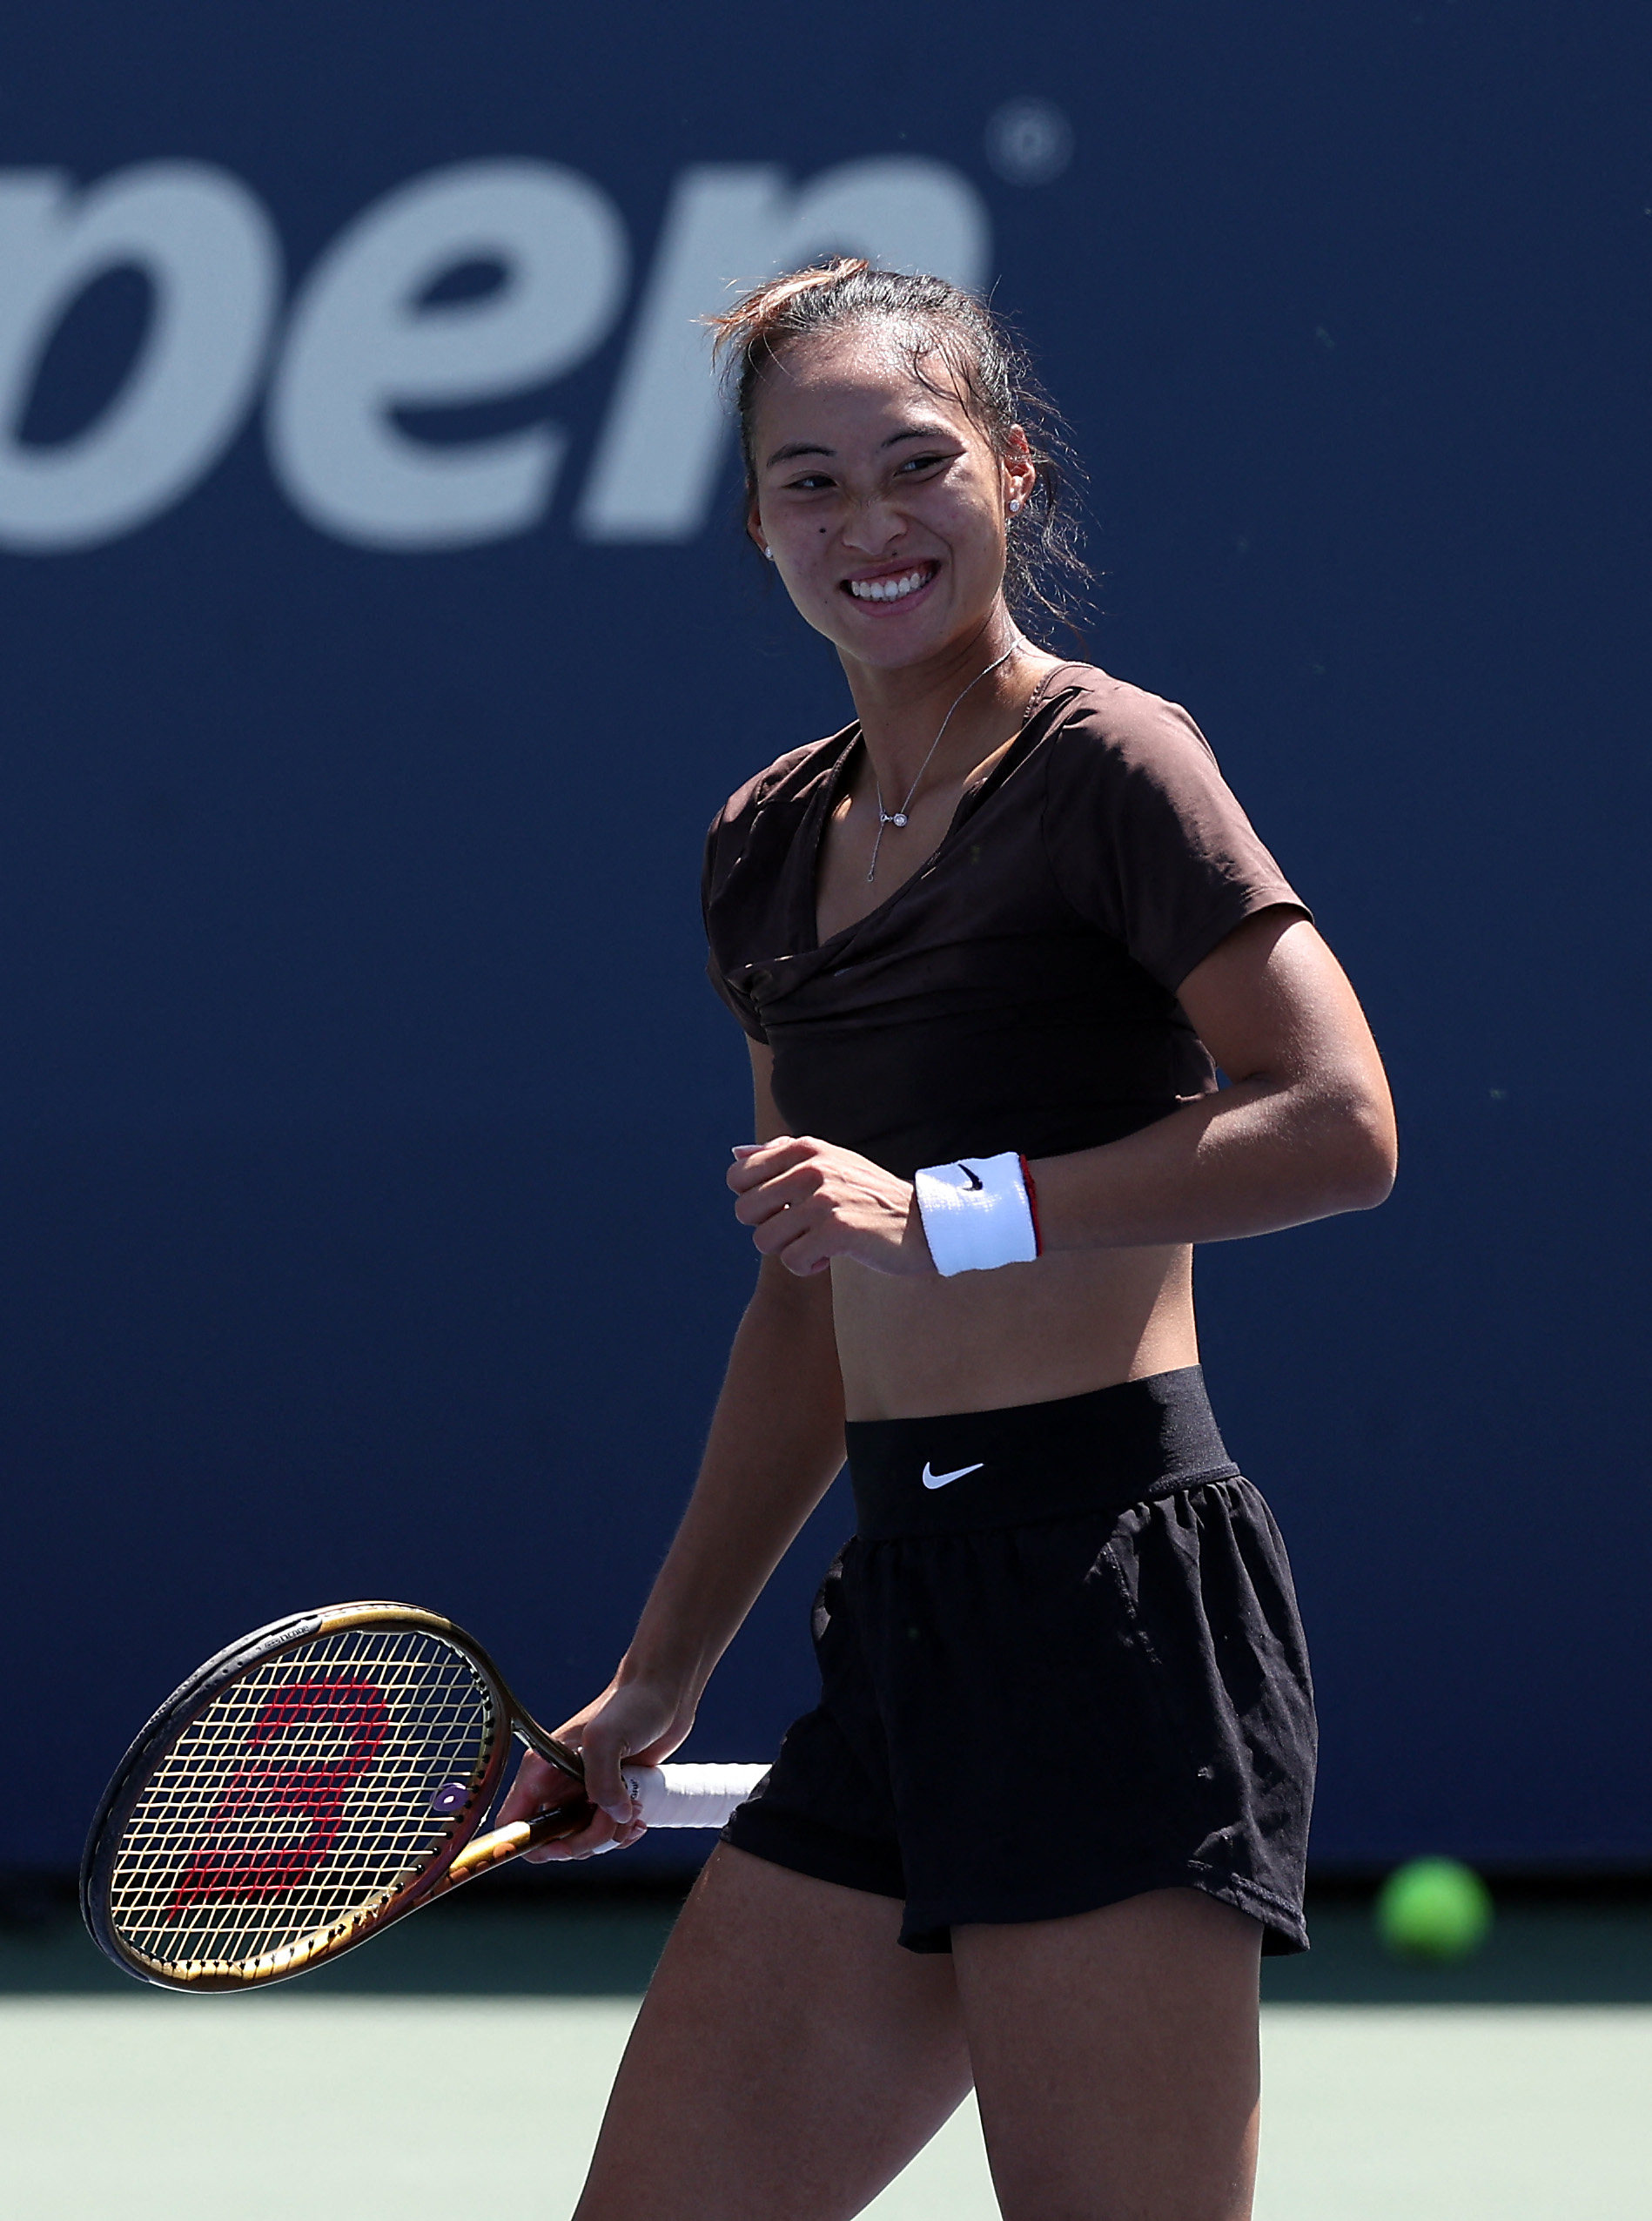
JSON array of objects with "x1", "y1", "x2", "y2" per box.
[{"x1": 891, "y1": 811, "x2": 908, "y2": 827}]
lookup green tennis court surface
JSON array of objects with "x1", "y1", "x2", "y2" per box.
[{"x1": 5, "y1": 1895, "x2": 1650, "y2": 2217}]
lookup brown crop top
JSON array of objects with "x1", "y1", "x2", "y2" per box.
[{"x1": 702, "y1": 663, "x2": 1308, "y2": 1181}]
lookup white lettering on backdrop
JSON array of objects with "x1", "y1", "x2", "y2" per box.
[
  {"x1": 0, "y1": 163, "x2": 279, "y2": 552},
  {"x1": 0, "y1": 156, "x2": 990, "y2": 554},
  {"x1": 267, "y1": 162, "x2": 628, "y2": 549}
]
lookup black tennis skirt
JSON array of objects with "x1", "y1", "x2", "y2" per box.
[{"x1": 722, "y1": 1366, "x2": 1316, "y2": 1955}]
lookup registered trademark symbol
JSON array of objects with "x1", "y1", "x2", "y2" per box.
[{"x1": 984, "y1": 98, "x2": 1074, "y2": 186}]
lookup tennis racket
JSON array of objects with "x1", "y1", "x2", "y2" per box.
[{"x1": 80, "y1": 1600, "x2": 766, "y2": 1993}]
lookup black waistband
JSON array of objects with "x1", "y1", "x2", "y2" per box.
[{"x1": 843, "y1": 1366, "x2": 1239, "y2": 1539}]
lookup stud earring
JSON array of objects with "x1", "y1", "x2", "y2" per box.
[
  {"x1": 1008, "y1": 496, "x2": 1024, "y2": 515},
  {"x1": 762, "y1": 545, "x2": 775, "y2": 561}
]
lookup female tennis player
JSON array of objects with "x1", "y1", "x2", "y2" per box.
[{"x1": 500, "y1": 261, "x2": 1396, "y2": 2219}]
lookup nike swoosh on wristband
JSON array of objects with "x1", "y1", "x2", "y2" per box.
[
  {"x1": 922, "y1": 1460, "x2": 985, "y2": 1490},
  {"x1": 959, "y1": 1164, "x2": 984, "y2": 1190}
]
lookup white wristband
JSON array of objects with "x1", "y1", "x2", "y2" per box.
[{"x1": 913, "y1": 1151, "x2": 1042, "y2": 1276}]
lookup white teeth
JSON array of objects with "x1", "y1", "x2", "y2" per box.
[{"x1": 848, "y1": 568, "x2": 930, "y2": 602}]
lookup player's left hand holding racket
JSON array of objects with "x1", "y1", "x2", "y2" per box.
[{"x1": 81, "y1": 1602, "x2": 766, "y2": 1992}]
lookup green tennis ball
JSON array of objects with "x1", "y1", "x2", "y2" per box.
[{"x1": 1375, "y1": 1857, "x2": 1493, "y2": 1962}]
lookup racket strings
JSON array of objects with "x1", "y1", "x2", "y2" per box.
[{"x1": 106, "y1": 1626, "x2": 498, "y2": 1977}]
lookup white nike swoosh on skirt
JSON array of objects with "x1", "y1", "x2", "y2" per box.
[{"x1": 922, "y1": 1461, "x2": 985, "y2": 1490}]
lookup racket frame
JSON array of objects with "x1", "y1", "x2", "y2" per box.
[{"x1": 81, "y1": 1601, "x2": 588, "y2": 1992}]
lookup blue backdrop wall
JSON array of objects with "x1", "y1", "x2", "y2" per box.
[{"x1": 3, "y1": 1, "x2": 1648, "y2": 1872}]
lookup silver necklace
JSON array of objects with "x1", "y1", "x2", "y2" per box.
[{"x1": 865, "y1": 642, "x2": 1021, "y2": 884}]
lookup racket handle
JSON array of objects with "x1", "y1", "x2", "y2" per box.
[
  {"x1": 440, "y1": 1763, "x2": 767, "y2": 1891},
  {"x1": 443, "y1": 1806, "x2": 589, "y2": 1886},
  {"x1": 622, "y1": 1762, "x2": 769, "y2": 1829}
]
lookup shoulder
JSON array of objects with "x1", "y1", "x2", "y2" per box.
[
  {"x1": 1032, "y1": 663, "x2": 1304, "y2": 988},
  {"x1": 713, "y1": 726, "x2": 853, "y2": 833},
  {"x1": 703, "y1": 721, "x2": 854, "y2": 932},
  {"x1": 703, "y1": 726, "x2": 851, "y2": 885},
  {"x1": 1038, "y1": 664, "x2": 1223, "y2": 786},
  {"x1": 718, "y1": 741, "x2": 826, "y2": 820}
]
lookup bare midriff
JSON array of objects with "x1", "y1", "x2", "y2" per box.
[{"x1": 829, "y1": 1241, "x2": 1199, "y2": 1422}]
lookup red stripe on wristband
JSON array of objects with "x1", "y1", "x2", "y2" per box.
[{"x1": 1018, "y1": 1154, "x2": 1044, "y2": 1256}]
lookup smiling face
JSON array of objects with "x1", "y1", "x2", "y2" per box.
[{"x1": 746, "y1": 323, "x2": 1035, "y2": 673}]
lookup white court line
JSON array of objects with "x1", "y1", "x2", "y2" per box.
[{"x1": 3, "y1": 1999, "x2": 1649, "y2": 2218}]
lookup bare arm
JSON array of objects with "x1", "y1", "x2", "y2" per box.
[
  {"x1": 1032, "y1": 909, "x2": 1397, "y2": 1247},
  {"x1": 500, "y1": 1046, "x2": 845, "y2": 1852},
  {"x1": 727, "y1": 912, "x2": 1396, "y2": 1270}
]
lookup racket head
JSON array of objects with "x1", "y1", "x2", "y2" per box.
[{"x1": 81, "y1": 1603, "x2": 534, "y2": 1991}]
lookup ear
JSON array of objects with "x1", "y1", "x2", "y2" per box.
[
  {"x1": 746, "y1": 499, "x2": 770, "y2": 561},
  {"x1": 1003, "y1": 425, "x2": 1037, "y2": 510}
]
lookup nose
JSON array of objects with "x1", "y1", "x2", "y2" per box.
[{"x1": 840, "y1": 491, "x2": 908, "y2": 558}]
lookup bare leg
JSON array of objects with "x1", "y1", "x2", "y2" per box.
[
  {"x1": 574, "y1": 1845, "x2": 973, "y2": 2221},
  {"x1": 955, "y1": 1888, "x2": 1262, "y2": 2221}
]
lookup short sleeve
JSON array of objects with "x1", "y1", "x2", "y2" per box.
[{"x1": 1040, "y1": 684, "x2": 1309, "y2": 992}]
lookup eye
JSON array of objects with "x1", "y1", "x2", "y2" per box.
[
  {"x1": 897, "y1": 451, "x2": 955, "y2": 478},
  {"x1": 783, "y1": 472, "x2": 835, "y2": 492}
]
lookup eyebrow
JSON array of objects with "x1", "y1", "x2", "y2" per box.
[{"x1": 762, "y1": 421, "x2": 959, "y2": 469}]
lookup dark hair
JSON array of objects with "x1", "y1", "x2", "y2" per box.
[{"x1": 706, "y1": 259, "x2": 1090, "y2": 639}]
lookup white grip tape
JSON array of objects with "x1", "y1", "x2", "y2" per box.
[
  {"x1": 913, "y1": 1151, "x2": 1039, "y2": 1276},
  {"x1": 621, "y1": 1762, "x2": 769, "y2": 1829}
]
